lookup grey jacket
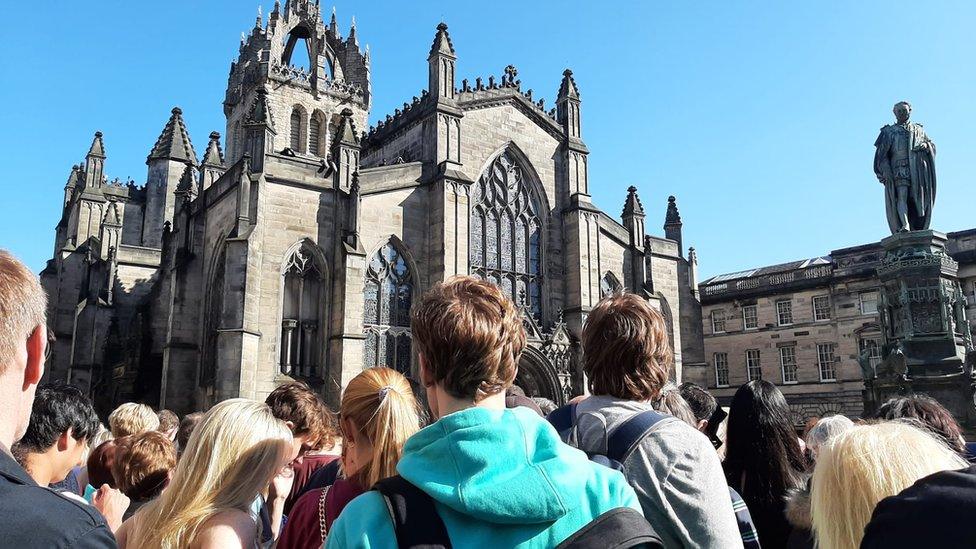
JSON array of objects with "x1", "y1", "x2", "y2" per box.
[{"x1": 573, "y1": 395, "x2": 743, "y2": 549}]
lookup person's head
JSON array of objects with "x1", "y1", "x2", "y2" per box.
[
  {"x1": 108, "y1": 402, "x2": 160, "y2": 438},
  {"x1": 128, "y1": 398, "x2": 294, "y2": 547},
  {"x1": 679, "y1": 382, "x2": 717, "y2": 432},
  {"x1": 12, "y1": 383, "x2": 99, "y2": 485},
  {"x1": 175, "y1": 412, "x2": 203, "y2": 457},
  {"x1": 112, "y1": 430, "x2": 177, "y2": 502},
  {"x1": 805, "y1": 414, "x2": 854, "y2": 460},
  {"x1": 893, "y1": 101, "x2": 912, "y2": 123},
  {"x1": 811, "y1": 421, "x2": 967, "y2": 549},
  {"x1": 87, "y1": 437, "x2": 125, "y2": 489},
  {"x1": 340, "y1": 367, "x2": 420, "y2": 488},
  {"x1": 872, "y1": 394, "x2": 966, "y2": 454},
  {"x1": 581, "y1": 293, "x2": 672, "y2": 402},
  {"x1": 265, "y1": 381, "x2": 328, "y2": 462},
  {"x1": 156, "y1": 409, "x2": 179, "y2": 441},
  {"x1": 411, "y1": 276, "x2": 525, "y2": 418},
  {"x1": 0, "y1": 250, "x2": 48, "y2": 447},
  {"x1": 725, "y1": 380, "x2": 807, "y2": 503},
  {"x1": 653, "y1": 382, "x2": 698, "y2": 427}
]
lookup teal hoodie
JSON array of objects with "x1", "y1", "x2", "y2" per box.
[{"x1": 325, "y1": 406, "x2": 641, "y2": 548}]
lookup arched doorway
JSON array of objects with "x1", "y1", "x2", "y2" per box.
[{"x1": 514, "y1": 346, "x2": 564, "y2": 406}]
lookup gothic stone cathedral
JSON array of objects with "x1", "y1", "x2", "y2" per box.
[{"x1": 41, "y1": 1, "x2": 701, "y2": 414}]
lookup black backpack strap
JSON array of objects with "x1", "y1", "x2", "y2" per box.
[
  {"x1": 546, "y1": 402, "x2": 578, "y2": 435},
  {"x1": 373, "y1": 475, "x2": 452, "y2": 548},
  {"x1": 556, "y1": 507, "x2": 664, "y2": 549},
  {"x1": 606, "y1": 410, "x2": 669, "y2": 464}
]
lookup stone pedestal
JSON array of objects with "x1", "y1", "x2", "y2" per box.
[{"x1": 862, "y1": 230, "x2": 976, "y2": 431}]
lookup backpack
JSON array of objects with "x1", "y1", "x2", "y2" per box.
[{"x1": 547, "y1": 403, "x2": 672, "y2": 472}]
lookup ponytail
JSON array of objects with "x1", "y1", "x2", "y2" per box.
[{"x1": 341, "y1": 367, "x2": 421, "y2": 488}]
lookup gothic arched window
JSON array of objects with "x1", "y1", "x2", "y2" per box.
[
  {"x1": 280, "y1": 243, "x2": 324, "y2": 378},
  {"x1": 470, "y1": 150, "x2": 543, "y2": 318},
  {"x1": 309, "y1": 112, "x2": 325, "y2": 156},
  {"x1": 289, "y1": 106, "x2": 306, "y2": 152},
  {"x1": 201, "y1": 245, "x2": 227, "y2": 389},
  {"x1": 600, "y1": 272, "x2": 622, "y2": 299},
  {"x1": 363, "y1": 242, "x2": 413, "y2": 375}
]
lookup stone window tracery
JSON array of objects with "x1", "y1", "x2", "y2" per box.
[
  {"x1": 280, "y1": 243, "x2": 324, "y2": 378},
  {"x1": 470, "y1": 150, "x2": 543, "y2": 318},
  {"x1": 363, "y1": 242, "x2": 413, "y2": 375}
]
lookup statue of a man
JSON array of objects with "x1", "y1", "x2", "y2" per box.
[{"x1": 873, "y1": 101, "x2": 937, "y2": 234}]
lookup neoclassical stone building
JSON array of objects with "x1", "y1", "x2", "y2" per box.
[{"x1": 41, "y1": 1, "x2": 699, "y2": 413}]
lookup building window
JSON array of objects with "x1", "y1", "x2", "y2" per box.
[
  {"x1": 746, "y1": 349, "x2": 762, "y2": 381},
  {"x1": 776, "y1": 299, "x2": 793, "y2": 326},
  {"x1": 742, "y1": 305, "x2": 758, "y2": 330},
  {"x1": 780, "y1": 345, "x2": 798, "y2": 384},
  {"x1": 817, "y1": 343, "x2": 836, "y2": 381},
  {"x1": 363, "y1": 242, "x2": 413, "y2": 375},
  {"x1": 289, "y1": 106, "x2": 306, "y2": 152},
  {"x1": 858, "y1": 337, "x2": 882, "y2": 370},
  {"x1": 600, "y1": 272, "x2": 622, "y2": 299},
  {"x1": 714, "y1": 353, "x2": 729, "y2": 387},
  {"x1": 711, "y1": 309, "x2": 727, "y2": 333},
  {"x1": 280, "y1": 243, "x2": 324, "y2": 378},
  {"x1": 813, "y1": 295, "x2": 831, "y2": 321},
  {"x1": 470, "y1": 149, "x2": 543, "y2": 318},
  {"x1": 860, "y1": 291, "x2": 879, "y2": 315},
  {"x1": 309, "y1": 113, "x2": 323, "y2": 156}
]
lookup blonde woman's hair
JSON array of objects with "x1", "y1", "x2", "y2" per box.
[
  {"x1": 811, "y1": 421, "x2": 967, "y2": 549},
  {"x1": 108, "y1": 402, "x2": 161, "y2": 437},
  {"x1": 125, "y1": 398, "x2": 292, "y2": 548},
  {"x1": 341, "y1": 367, "x2": 420, "y2": 488}
]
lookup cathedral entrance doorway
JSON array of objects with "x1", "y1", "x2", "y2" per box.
[{"x1": 514, "y1": 347, "x2": 564, "y2": 406}]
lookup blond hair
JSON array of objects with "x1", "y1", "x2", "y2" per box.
[
  {"x1": 811, "y1": 422, "x2": 967, "y2": 549},
  {"x1": 0, "y1": 249, "x2": 47, "y2": 371},
  {"x1": 108, "y1": 402, "x2": 160, "y2": 437},
  {"x1": 341, "y1": 367, "x2": 420, "y2": 488},
  {"x1": 124, "y1": 399, "x2": 292, "y2": 548}
]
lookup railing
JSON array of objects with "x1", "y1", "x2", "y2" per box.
[{"x1": 701, "y1": 264, "x2": 834, "y2": 297}]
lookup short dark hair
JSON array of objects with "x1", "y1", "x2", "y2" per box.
[
  {"x1": 112, "y1": 431, "x2": 176, "y2": 501},
  {"x1": 582, "y1": 294, "x2": 672, "y2": 401},
  {"x1": 871, "y1": 394, "x2": 965, "y2": 454},
  {"x1": 175, "y1": 412, "x2": 204, "y2": 455},
  {"x1": 265, "y1": 382, "x2": 327, "y2": 444},
  {"x1": 15, "y1": 383, "x2": 99, "y2": 453},
  {"x1": 679, "y1": 382, "x2": 717, "y2": 423}
]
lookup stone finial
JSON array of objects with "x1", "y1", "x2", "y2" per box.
[
  {"x1": 503, "y1": 65, "x2": 518, "y2": 87},
  {"x1": 333, "y1": 107, "x2": 360, "y2": 146},
  {"x1": 429, "y1": 22, "x2": 456, "y2": 58},
  {"x1": 347, "y1": 16, "x2": 357, "y2": 43},
  {"x1": 87, "y1": 131, "x2": 106, "y2": 158},
  {"x1": 688, "y1": 247, "x2": 698, "y2": 263},
  {"x1": 147, "y1": 107, "x2": 198, "y2": 166},
  {"x1": 558, "y1": 68, "x2": 580, "y2": 100},
  {"x1": 202, "y1": 131, "x2": 225, "y2": 166},
  {"x1": 622, "y1": 185, "x2": 645, "y2": 218},
  {"x1": 665, "y1": 195, "x2": 682, "y2": 226},
  {"x1": 175, "y1": 164, "x2": 198, "y2": 200},
  {"x1": 244, "y1": 86, "x2": 275, "y2": 129}
]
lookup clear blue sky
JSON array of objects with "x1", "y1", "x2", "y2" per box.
[{"x1": 2, "y1": 1, "x2": 974, "y2": 279}]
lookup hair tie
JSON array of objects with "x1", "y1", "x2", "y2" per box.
[{"x1": 378, "y1": 385, "x2": 395, "y2": 401}]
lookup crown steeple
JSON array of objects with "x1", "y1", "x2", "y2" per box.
[{"x1": 147, "y1": 107, "x2": 198, "y2": 166}]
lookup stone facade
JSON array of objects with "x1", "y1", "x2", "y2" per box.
[
  {"x1": 686, "y1": 229, "x2": 976, "y2": 426},
  {"x1": 40, "y1": 2, "x2": 698, "y2": 414}
]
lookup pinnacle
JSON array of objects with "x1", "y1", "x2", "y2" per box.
[
  {"x1": 87, "y1": 131, "x2": 106, "y2": 158},
  {"x1": 202, "y1": 131, "x2": 225, "y2": 166},
  {"x1": 429, "y1": 21, "x2": 456, "y2": 57},
  {"x1": 147, "y1": 106, "x2": 198, "y2": 166},
  {"x1": 558, "y1": 68, "x2": 580, "y2": 100},
  {"x1": 622, "y1": 185, "x2": 645, "y2": 217},
  {"x1": 665, "y1": 195, "x2": 682, "y2": 226}
]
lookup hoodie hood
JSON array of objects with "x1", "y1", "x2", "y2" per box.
[{"x1": 397, "y1": 406, "x2": 589, "y2": 525}]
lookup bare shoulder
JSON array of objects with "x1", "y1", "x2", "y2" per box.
[{"x1": 191, "y1": 509, "x2": 257, "y2": 549}]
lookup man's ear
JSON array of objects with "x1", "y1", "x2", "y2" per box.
[
  {"x1": 284, "y1": 420, "x2": 296, "y2": 434},
  {"x1": 418, "y1": 354, "x2": 434, "y2": 388},
  {"x1": 57, "y1": 427, "x2": 73, "y2": 452},
  {"x1": 697, "y1": 419, "x2": 709, "y2": 433},
  {"x1": 24, "y1": 325, "x2": 45, "y2": 388}
]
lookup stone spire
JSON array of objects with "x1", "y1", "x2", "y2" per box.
[
  {"x1": 622, "y1": 185, "x2": 645, "y2": 217},
  {"x1": 64, "y1": 164, "x2": 81, "y2": 205},
  {"x1": 622, "y1": 186, "x2": 646, "y2": 250},
  {"x1": 664, "y1": 195, "x2": 683, "y2": 256},
  {"x1": 428, "y1": 23, "x2": 457, "y2": 102},
  {"x1": 331, "y1": 108, "x2": 360, "y2": 191},
  {"x1": 557, "y1": 68, "x2": 580, "y2": 100},
  {"x1": 557, "y1": 69, "x2": 582, "y2": 141},
  {"x1": 147, "y1": 107, "x2": 198, "y2": 166},
  {"x1": 175, "y1": 164, "x2": 198, "y2": 201},
  {"x1": 243, "y1": 87, "x2": 277, "y2": 172},
  {"x1": 202, "y1": 131, "x2": 225, "y2": 166},
  {"x1": 329, "y1": 6, "x2": 338, "y2": 35},
  {"x1": 347, "y1": 16, "x2": 357, "y2": 45},
  {"x1": 84, "y1": 131, "x2": 106, "y2": 188}
]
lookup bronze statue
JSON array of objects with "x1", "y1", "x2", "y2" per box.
[{"x1": 873, "y1": 101, "x2": 937, "y2": 234}]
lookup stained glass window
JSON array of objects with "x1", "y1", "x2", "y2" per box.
[
  {"x1": 279, "y1": 243, "x2": 324, "y2": 378},
  {"x1": 363, "y1": 242, "x2": 413, "y2": 375},
  {"x1": 470, "y1": 150, "x2": 543, "y2": 318}
]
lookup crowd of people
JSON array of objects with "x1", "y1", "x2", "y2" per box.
[{"x1": 3, "y1": 246, "x2": 976, "y2": 548}]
